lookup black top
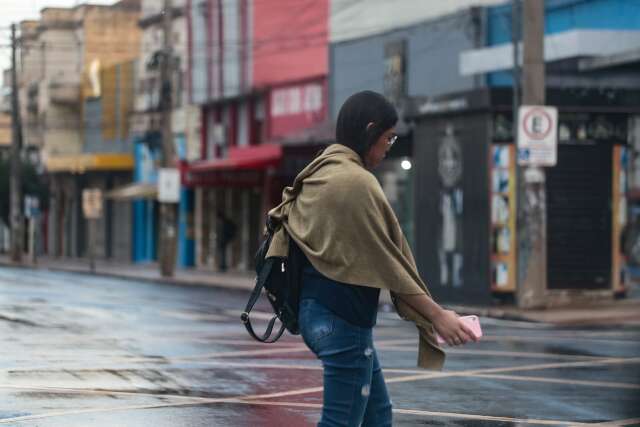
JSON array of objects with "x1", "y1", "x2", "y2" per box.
[{"x1": 300, "y1": 256, "x2": 380, "y2": 328}]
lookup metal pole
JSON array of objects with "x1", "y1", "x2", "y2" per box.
[
  {"x1": 516, "y1": 0, "x2": 547, "y2": 308},
  {"x1": 10, "y1": 23, "x2": 24, "y2": 263},
  {"x1": 159, "y1": 0, "x2": 177, "y2": 277},
  {"x1": 89, "y1": 219, "x2": 96, "y2": 273},
  {"x1": 29, "y1": 216, "x2": 34, "y2": 263}
]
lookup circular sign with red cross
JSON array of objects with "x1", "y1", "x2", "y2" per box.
[{"x1": 517, "y1": 105, "x2": 558, "y2": 167}]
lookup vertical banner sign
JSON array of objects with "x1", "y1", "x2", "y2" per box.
[
  {"x1": 517, "y1": 105, "x2": 558, "y2": 167},
  {"x1": 384, "y1": 39, "x2": 406, "y2": 105}
]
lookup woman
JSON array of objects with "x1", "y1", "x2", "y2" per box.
[{"x1": 267, "y1": 91, "x2": 477, "y2": 427}]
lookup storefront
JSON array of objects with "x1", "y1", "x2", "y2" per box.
[
  {"x1": 411, "y1": 88, "x2": 639, "y2": 304},
  {"x1": 185, "y1": 141, "x2": 325, "y2": 271},
  {"x1": 45, "y1": 154, "x2": 134, "y2": 261}
]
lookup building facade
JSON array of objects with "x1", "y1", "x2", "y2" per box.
[
  {"x1": 418, "y1": 0, "x2": 640, "y2": 304},
  {"x1": 127, "y1": 0, "x2": 200, "y2": 266},
  {"x1": 185, "y1": 0, "x2": 329, "y2": 272},
  {"x1": 330, "y1": 0, "x2": 640, "y2": 304},
  {"x1": 17, "y1": 1, "x2": 142, "y2": 259}
]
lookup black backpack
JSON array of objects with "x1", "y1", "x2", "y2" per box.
[{"x1": 241, "y1": 217, "x2": 304, "y2": 343}]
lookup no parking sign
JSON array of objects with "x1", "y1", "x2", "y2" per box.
[{"x1": 517, "y1": 105, "x2": 558, "y2": 167}]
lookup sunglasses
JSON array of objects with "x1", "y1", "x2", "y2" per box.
[{"x1": 386, "y1": 134, "x2": 398, "y2": 147}]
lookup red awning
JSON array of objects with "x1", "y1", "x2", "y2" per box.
[{"x1": 188, "y1": 144, "x2": 283, "y2": 173}]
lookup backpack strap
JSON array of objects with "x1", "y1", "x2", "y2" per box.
[{"x1": 241, "y1": 258, "x2": 286, "y2": 343}]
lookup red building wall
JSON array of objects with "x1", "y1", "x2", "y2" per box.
[{"x1": 251, "y1": 0, "x2": 329, "y2": 89}]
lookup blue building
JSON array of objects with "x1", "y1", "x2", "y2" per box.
[
  {"x1": 462, "y1": 0, "x2": 640, "y2": 89},
  {"x1": 329, "y1": 0, "x2": 640, "y2": 304},
  {"x1": 129, "y1": 134, "x2": 195, "y2": 268}
]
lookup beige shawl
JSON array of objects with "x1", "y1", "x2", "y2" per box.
[{"x1": 267, "y1": 144, "x2": 445, "y2": 370}]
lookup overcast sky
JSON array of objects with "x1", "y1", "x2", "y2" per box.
[{"x1": 0, "y1": 0, "x2": 116, "y2": 86}]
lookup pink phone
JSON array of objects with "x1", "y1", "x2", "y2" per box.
[{"x1": 436, "y1": 315, "x2": 483, "y2": 345}]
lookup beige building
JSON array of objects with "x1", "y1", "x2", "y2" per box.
[
  {"x1": 0, "y1": 113, "x2": 10, "y2": 160},
  {"x1": 19, "y1": 0, "x2": 142, "y2": 163},
  {"x1": 16, "y1": 0, "x2": 142, "y2": 259},
  {"x1": 131, "y1": 0, "x2": 200, "y2": 158}
]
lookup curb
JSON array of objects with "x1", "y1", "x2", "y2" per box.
[
  {"x1": 0, "y1": 260, "x2": 255, "y2": 293},
  {"x1": 3, "y1": 260, "x2": 639, "y2": 326}
]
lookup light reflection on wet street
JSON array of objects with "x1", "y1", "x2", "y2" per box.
[{"x1": 1, "y1": 267, "x2": 639, "y2": 426}]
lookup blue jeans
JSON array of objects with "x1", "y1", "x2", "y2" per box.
[{"x1": 298, "y1": 298, "x2": 393, "y2": 427}]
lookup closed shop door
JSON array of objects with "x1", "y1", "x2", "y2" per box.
[{"x1": 546, "y1": 144, "x2": 612, "y2": 289}]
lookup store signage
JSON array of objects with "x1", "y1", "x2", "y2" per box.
[
  {"x1": 269, "y1": 79, "x2": 326, "y2": 140},
  {"x1": 517, "y1": 105, "x2": 558, "y2": 167},
  {"x1": 158, "y1": 168, "x2": 181, "y2": 203},
  {"x1": 24, "y1": 195, "x2": 40, "y2": 219},
  {"x1": 271, "y1": 83, "x2": 323, "y2": 117},
  {"x1": 82, "y1": 189, "x2": 103, "y2": 219}
]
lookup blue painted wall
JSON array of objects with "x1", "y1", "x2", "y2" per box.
[
  {"x1": 487, "y1": 0, "x2": 640, "y2": 86},
  {"x1": 176, "y1": 133, "x2": 195, "y2": 267},
  {"x1": 133, "y1": 137, "x2": 160, "y2": 263},
  {"x1": 178, "y1": 188, "x2": 195, "y2": 267}
]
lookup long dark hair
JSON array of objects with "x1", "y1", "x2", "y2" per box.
[{"x1": 335, "y1": 91, "x2": 398, "y2": 159}]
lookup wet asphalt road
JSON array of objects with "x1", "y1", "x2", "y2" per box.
[{"x1": 0, "y1": 267, "x2": 639, "y2": 427}]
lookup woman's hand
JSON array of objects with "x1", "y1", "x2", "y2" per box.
[
  {"x1": 396, "y1": 293, "x2": 478, "y2": 346},
  {"x1": 432, "y1": 309, "x2": 478, "y2": 347}
]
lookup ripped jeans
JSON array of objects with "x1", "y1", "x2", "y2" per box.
[{"x1": 298, "y1": 298, "x2": 393, "y2": 427}]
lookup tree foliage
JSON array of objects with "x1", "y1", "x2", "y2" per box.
[{"x1": 0, "y1": 158, "x2": 49, "y2": 226}]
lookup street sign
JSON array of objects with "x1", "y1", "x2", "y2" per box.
[
  {"x1": 24, "y1": 195, "x2": 40, "y2": 219},
  {"x1": 82, "y1": 188, "x2": 103, "y2": 219},
  {"x1": 158, "y1": 168, "x2": 180, "y2": 203},
  {"x1": 517, "y1": 105, "x2": 558, "y2": 167}
]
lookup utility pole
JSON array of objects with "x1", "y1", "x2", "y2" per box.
[
  {"x1": 511, "y1": 0, "x2": 520, "y2": 132},
  {"x1": 10, "y1": 23, "x2": 24, "y2": 263},
  {"x1": 516, "y1": 0, "x2": 547, "y2": 308},
  {"x1": 158, "y1": 0, "x2": 177, "y2": 277}
]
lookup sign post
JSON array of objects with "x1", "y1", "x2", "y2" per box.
[
  {"x1": 158, "y1": 168, "x2": 181, "y2": 203},
  {"x1": 517, "y1": 105, "x2": 558, "y2": 167},
  {"x1": 24, "y1": 196, "x2": 40, "y2": 265},
  {"x1": 157, "y1": 168, "x2": 180, "y2": 276},
  {"x1": 82, "y1": 189, "x2": 103, "y2": 273},
  {"x1": 516, "y1": 104, "x2": 557, "y2": 308}
]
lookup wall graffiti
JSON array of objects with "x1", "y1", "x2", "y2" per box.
[{"x1": 437, "y1": 126, "x2": 464, "y2": 288}]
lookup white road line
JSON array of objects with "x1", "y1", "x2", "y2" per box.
[
  {"x1": 1, "y1": 357, "x2": 637, "y2": 425},
  {"x1": 584, "y1": 417, "x2": 640, "y2": 427},
  {"x1": 213, "y1": 400, "x2": 600, "y2": 426},
  {"x1": 170, "y1": 346, "x2": 310, "y2": 360},
  {"x1": 383, "y1": 357, "x2": 640, "y2": 385},
  {"x1": 471, "y1": 373, "x2": 640, "y2": 390},
  {"x1": 0, "y1": 384, "x2": 202, "y2": 400},
  {"x1": 377, "y1": 345, "x2": 606, "y2": 361},
  {"x1": 168, "y1": 337, "x2": 424, "y2": 360},
  {"x1": 392, "y1": 407, "x2": 596, "y2": 426},
  {"x1": 0, "y1": 398, "x2": 245, "y2": 424},
  {"x1": 377, "y1": 335, "x2": 640, "y2": 346}
]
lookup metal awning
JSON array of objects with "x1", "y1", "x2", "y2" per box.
[
  {"x1": 579, "y1": 47, "x2": 640, "y2": 71},
  {"x1": 459, "y1": 29, "x2": 640, "y2": 76},
  {"x1": 188, "y1": 144, "x2": 283, "y2": 173},
  {"x1": 105, "y1": 182, "x2": 157, "y2": 200},
  {"x1": 45, "y1": 153, "x2": 134, "y2": 174}
]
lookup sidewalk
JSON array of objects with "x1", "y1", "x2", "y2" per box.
[
  {"x1": 0, "y1": 255, "x2": 255, "y2": 292},
  {"x1": 1, "y1": 254, "x2": 639, "y2": 326}
]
